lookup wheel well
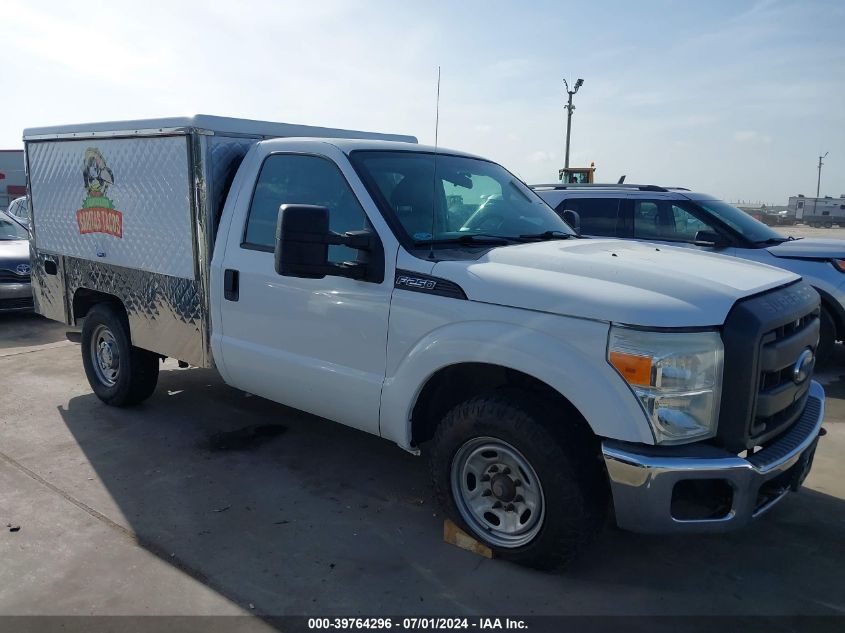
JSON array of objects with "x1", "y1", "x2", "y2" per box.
[
  {"x1": 410, "y1": 363, "x2": 591, "y2": 447},
  {"x1": 72, "y1": 288, "x2": 127, "y2": 325},
  {"x1": 816, "y1": 289, "x2": 844, "y2": 341}
]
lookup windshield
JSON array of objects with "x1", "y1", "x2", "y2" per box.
[
  {"x1": 695, "y1": 199, "x2": 784, "y2": 243},
  {"x1": 0, "y1": 211, "x2": 27, "y2": 240},
  {"x1": 350, "y1": 151, "x2": 574, "y2": 246}
]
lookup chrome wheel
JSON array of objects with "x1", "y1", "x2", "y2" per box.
[
  {"x1": 451, "y1": 436, "x2": 545, "y2": 548},
  {"x1": 90, "y1": 324, "x2": 120, "y2": 387}
]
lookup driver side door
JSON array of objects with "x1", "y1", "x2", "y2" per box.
[{"x1": 216, "y1": 151, "x2": 394, "y2": 436}]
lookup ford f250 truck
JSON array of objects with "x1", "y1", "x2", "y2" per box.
[{"x1": 24, "y1": 115, "x2": 825, "y2": 568}]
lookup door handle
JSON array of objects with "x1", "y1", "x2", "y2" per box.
[{"x1": 224, "y1": 269, "x2": 239, "y2": 301}]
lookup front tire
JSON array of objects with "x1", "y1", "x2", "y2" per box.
[
  {"x1": 430, "y1": 390, "x2": 607, "y2": 569},
  {"x1": 81, "y1": 303, "x2": 159, "y2": 406}
]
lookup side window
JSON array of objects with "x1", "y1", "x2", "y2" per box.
[
  {"x1": 558, "y1": 198, "x2": 620, "y2": 236},
  {"x1": 244, "y1": 154, "x2": 369, "y2": 263},
  {"x1": 633, "y1": 201, "x2": 664, "y2": 239},
  {"x1": 634, "y1": 200, "x2": 717, "y2": 242},
  {"x1": 668, "y1": 204, "x2": 716, "y2": 241}
]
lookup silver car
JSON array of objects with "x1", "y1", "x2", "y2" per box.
[
  {"x1": 534, "y1": 183, "x2": 845, "y2": 363},
  {"x1": 0, "y1": 209, "x2": 33, "y2": 312},
  {"x1": 6, "y1": 196, "x2": 28, "y2": 227}
]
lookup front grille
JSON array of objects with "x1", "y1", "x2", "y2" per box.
[
  {"x1": 718, "y1": 281, "x2": 820, "y2": 451},
  {"x1": 0, "y1": 270, "x2": 31, "y2": 283},
  {"x1": 750, "y1": 313, "x2": 819, "y2": 443}
]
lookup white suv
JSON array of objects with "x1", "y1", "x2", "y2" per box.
[{"x1": 534, "y1": 183, "x2": 845, "y2": 363}]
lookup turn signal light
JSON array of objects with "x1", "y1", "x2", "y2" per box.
[
  {"x1": 609, "y1": 351, "x2": 653, "y2": 387},
  {"x1": 832, "y1": 260, "x2": 845, "y2": 272}
]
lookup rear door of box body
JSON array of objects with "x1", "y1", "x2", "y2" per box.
[{"x1": 27, "y1": 135, "x2": 208, "y2": 366}]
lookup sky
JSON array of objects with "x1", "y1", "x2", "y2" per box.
[{"x1": 1, "y1": 0, "x2": 843, "y2": 205}]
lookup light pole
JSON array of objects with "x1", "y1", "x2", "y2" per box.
[{"x1": 563, "y1": 78, "x2": 584, "y2": 170}]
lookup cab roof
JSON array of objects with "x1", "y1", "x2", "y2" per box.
[{"x1": 256, "y1": 137, "x2": 483, "y2": 160}]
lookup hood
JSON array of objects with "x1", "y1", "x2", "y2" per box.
[
  {"x1": 767, "y1": 238, "x2": 845, "y2": 260},
  {"x1": 0, "y1": 239, "x2": 30, "y2": 268},
  {"x1": 433, "y1": 239, "x2": 798, "y2": 327}
]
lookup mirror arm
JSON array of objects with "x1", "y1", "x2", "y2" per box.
[{"x1": 324, "y1": 230, "x2": 372, "y2": 251}]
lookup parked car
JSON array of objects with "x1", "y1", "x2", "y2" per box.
[
  {"x1": 25, "y1": 116, "x2": 824, "y2": 568},
  {"x1": 533, "y1": 183, "x2": 845, "y2": 363},
  {"x1": 0, "y1": 209, "x2": 33, "y2": 312},
  {"x1": 6, "y1": 195, "x2": 29, "y2": 227}
]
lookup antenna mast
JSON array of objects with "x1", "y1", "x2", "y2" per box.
[{"x1": 428, "y1": 66, "x2": 441, "y2": 260}]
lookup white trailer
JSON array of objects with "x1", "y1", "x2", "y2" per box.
[{"x1": 789, "y1": 194, "x2": 845, "y2": 227}]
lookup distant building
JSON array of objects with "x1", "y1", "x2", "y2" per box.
[{"x1": 0, "y1": 150, "x2": 25, "y2": 211}]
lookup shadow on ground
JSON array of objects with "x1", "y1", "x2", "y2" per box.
[
  {"x1": 53, "y1": 362, "x2": 845, "y2": 617},
  {"x1": 0, "y1": 312, "x2": 69, "y2": 349}
]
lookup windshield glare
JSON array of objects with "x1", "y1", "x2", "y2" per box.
[
  {"x1": 0, "y1": 213, "x2": 27, "y2": 240},
  {"x1": 351, "y1": 151, "x2": 574, "y2": 245},
  {"x1": 695, "y1": 199, "x2": 783, "y2": 243}
]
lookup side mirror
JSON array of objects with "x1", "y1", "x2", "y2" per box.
[
  {"x1": 694, "y1": 230, "x2": 727, "y2": 248},
  {"x1": 562, "y1": 209, "x2": 581, "y2": 234},
  {"x1": 274, "y1": 204, "x2": 384, "y2": 283}
]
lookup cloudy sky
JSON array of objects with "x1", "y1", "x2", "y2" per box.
[{"x1": 1, "y1": 0, "x2": 843, "y2": 204}]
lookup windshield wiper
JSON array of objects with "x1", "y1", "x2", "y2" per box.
[
  {"x1": 755, "y1": 237, "x2": 789, "y2": 245},
  {"x1": 414, "y1": 233, "x2": 515, "y2": 246},
  {"x1": 517, "y1": 230, "x2": 575, "y2": 241}
]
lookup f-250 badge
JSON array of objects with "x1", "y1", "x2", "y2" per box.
[
  {"x1": 396, "y1": 275, "x2": 437, "y2": 290},
  {"x1": 76, "y1": 148, "x2": 123, "y2": 238}
]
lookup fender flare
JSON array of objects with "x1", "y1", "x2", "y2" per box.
[{"x1": 379, "y1": 320, "x2": 653, "y2": 449}]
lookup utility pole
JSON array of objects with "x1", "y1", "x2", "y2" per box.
[
  {"x1": 813, "y1": 151, "x2": 828, "y2": 219},
  {"x1": 816, "y1": 151, "x2": 829, "y2": 198},
  {"x1": 563, "y1": 78, "x2": 584, "y2": 170}
]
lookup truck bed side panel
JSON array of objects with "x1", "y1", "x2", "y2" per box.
[
  {"x1": 28, "y1": 135, "x2": 210, "y2": 366},
  {"x1": 28, "y1": 136, "x2": 194, "y2": 278}
]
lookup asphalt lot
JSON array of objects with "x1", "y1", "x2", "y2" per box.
[{"x1": 1, "y1": 311, "x2": 844, "y2": 619}]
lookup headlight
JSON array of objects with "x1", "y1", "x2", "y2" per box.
[{"x1": 607, "y1": 326, "x2": 724, "y2": 445}]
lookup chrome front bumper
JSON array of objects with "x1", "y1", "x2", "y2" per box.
[{"x1": 602, "y1": 380, "x2": 825, "y2": 533}]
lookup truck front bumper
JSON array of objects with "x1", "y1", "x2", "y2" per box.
[{"x1": 602, "y1": 380, "x2": 825, "y2": 533}]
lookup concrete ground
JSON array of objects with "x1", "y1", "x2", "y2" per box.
[{"x1": 0, "y1": 312, "x2": 844, "y2": 618}]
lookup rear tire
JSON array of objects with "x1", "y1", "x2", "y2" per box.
[
  {"x1": 429, "y1": 390, "x2": 607, "y2": 569},
  {"x1": 81, "y1": 303, "x2": 159, "y2": 406}
]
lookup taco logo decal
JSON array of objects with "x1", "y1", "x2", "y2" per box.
[{"x1": 76, "y1": 148, "x2": 123, "y2": 238}]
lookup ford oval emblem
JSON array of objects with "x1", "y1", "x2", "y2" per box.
[
  {"x1": 792, "y1": 348, "x2": 814, "y2": 385},
  {"x1": 15, "y1": 263, "x2": 31, "y2": 276}
]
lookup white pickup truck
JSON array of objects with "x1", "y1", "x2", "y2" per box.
[{"x1": 24, "y1": 115, "x2": 825, "y2": 568}]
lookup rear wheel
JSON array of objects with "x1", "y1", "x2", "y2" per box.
[
  {"x1": 430, "y1": 390, "x2": 607, "y2": 569},
  {"x1": 81, "y1": 303, "x2": 159, "y2": 406},
  {"x1": 823, "y1": 221, "x2": 833, "y2": 229}
]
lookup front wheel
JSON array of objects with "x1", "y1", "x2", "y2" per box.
[
  {"x1": 81, "y1": 303, "x2": 160, "y2": 406},
  {"x1": 430, "y1": 390, "x2": 607, "y2": 569}
]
